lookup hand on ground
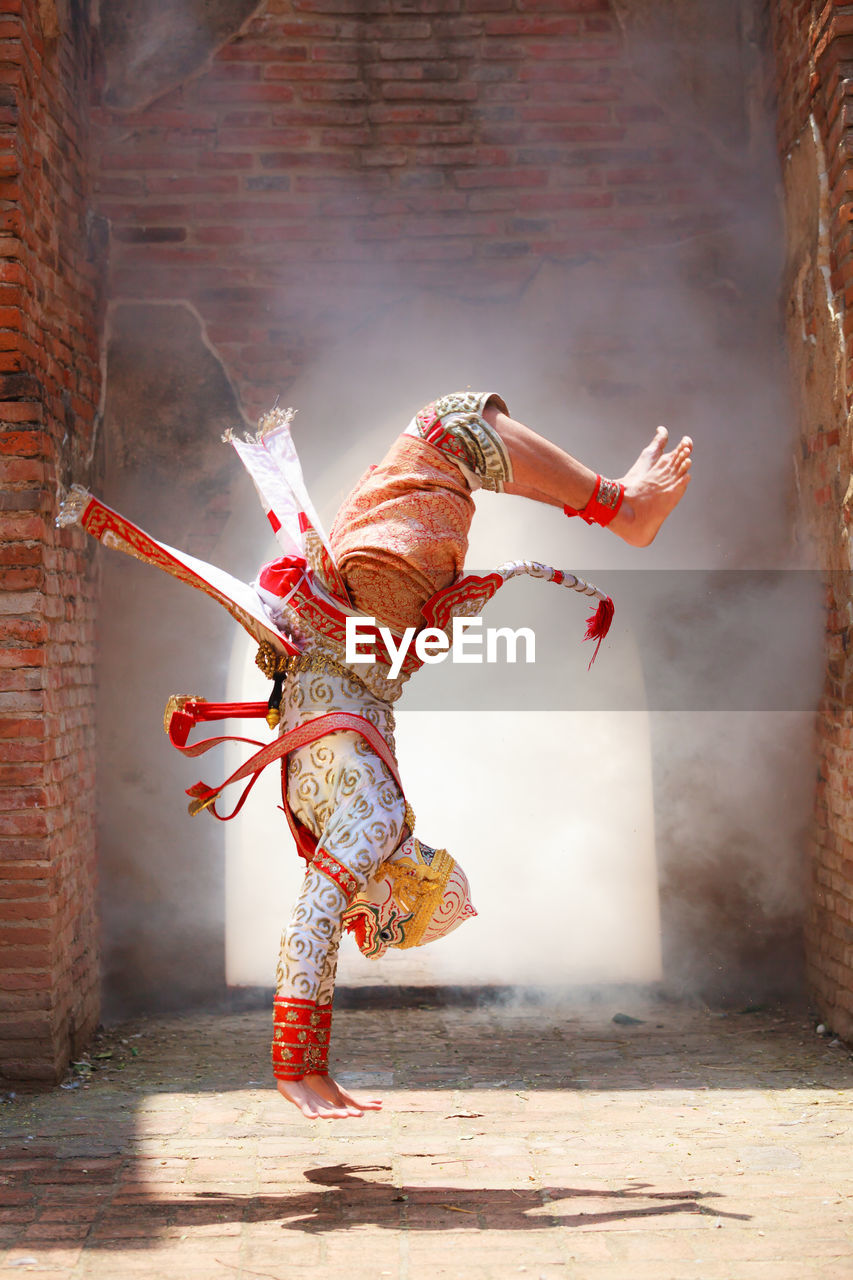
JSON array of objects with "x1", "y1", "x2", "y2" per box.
[{"x1": 276, "y1": 1072, "x2": 383, "y2": 1120}]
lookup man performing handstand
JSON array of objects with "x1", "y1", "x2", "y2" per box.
[
  {"x1": 58, "y1": 392, "x2": 691, "y2": 1122},
  {"x1": 252, "y1": 392, "x2": 691, "y2": 1119}
]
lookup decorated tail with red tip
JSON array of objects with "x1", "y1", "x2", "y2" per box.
[{"x1": 584, "y1": 595, "x2": 615, "y2": 667}]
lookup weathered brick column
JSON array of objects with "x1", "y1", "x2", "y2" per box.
[
  {"x1": 773, "y1": 0, "x2": 853, "y2": 1039},
  {"x1": 0, "y1": 0, "x2": 103, "y2": 1080}
]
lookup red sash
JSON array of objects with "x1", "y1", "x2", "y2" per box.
[{"x1": 165, "y1": 699, "x2": 404, "y2": 863}]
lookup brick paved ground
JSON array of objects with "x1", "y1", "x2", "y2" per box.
[{"x1": 0, "y1": 992, "x2": 851, "y2": 1280}]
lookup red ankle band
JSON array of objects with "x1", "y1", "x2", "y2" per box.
[
  {"x1": 564, "y1": 476, "x2": 624, "y2": 527},
  {"x1": 271, "y1": 996, "x2": 332, "y2": 1080}
]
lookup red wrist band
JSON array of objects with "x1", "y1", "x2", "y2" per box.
[
  {"x1": 563, "y1": 475, "x2": 624, "y2": 527},
  {"x1": 271, "y1": 996, "x2": 332, "y2": 1080}
]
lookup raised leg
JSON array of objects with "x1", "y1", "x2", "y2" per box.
[{"x1": 485, "y1": 406, "x2": 693, "y2": 547}]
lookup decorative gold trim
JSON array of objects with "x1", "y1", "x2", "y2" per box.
[
  {"x1": 256, "y1": 639, "x2": 289, "y2": 679},
  {"x1": 302, "y1": 526, "x2": 351, "y2": 603},
  {"x1": 222, "y1": 406, "x2": 297, "y2": 446},
  {"x1": 163, "y1": 693, "x2": 206, "y2": 734},
  {"x1": 188, "y1": 793, "x2": 217, "y2": 818},
  {"x1": 597, "y1": 476, "x2": 621, "y2": 509},
  {"x1": 55, "y1": 484, "x2": 92, "y2": 529},
  {"x1": 272, "y1": 600, "x2": 408, "y2": 703},
  {"x1": 426, "y1": 392, "x2": 513, "y2": 491},
  {"x1": 256, "y1": 405, "x2": 296, "y2": 440},
  {"x1": 389, "y1": 843, "x2": 455, "y2": 948},
  {"x1": 80, "y1": 496, "x2": 295, "y2": 654},
  {"x1": 284, "y1": 647, "x2": 370, "y2": 687}
]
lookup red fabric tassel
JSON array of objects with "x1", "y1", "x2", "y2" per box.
[{"x1": 584, "y1": 596, "x2": 614, "y2": 668}]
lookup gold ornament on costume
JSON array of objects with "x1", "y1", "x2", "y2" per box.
[
  {"x1": 188, "y1": 792, "x2": 217, "y2": 818},
  {"x1": 385, "y1": 843, "x2": 455, "y2": 948},
  {"x1": 55, "y1": 484, "x2": 93, "y2": 528},
  {"x1": 256, "y1": 640, "x2": 289, "y2": 680},
  {"x1": 163, "y1": 693, "x2": 206, "y2": 735},
  {"x1": 256, "y1": 641, "x2": 290, "y2": 728},
  {"x1": 222, "y1": 405, "x2": 296, "y2": 447}
]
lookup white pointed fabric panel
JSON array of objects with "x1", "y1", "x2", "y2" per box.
[
  {"x1": 54, "y1": 485, "x2": 300, "y2": 656},
  {"x1": 225, "y1": 407, "x2": 335, "y2": 565}
]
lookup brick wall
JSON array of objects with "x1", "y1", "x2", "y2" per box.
[
  {"x1": 773, "y1": 0, "x2": 853, "y2": 1039},
  {"x1": 0, "y1": 0, "x2": 103, "y2": 1080},
  {"x1": 0, "y1": 0, "x2": 845, "y2": 1076},
  {"x1": 93, "y1": 0, "x2": 728, "y2": 420}
]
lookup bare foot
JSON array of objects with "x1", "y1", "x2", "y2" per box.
[
  {"x1": 610, "y1": 426, "x2": 692, "y2": 547},
  {"x1": 276, "y1": 1073, "x2": 382, "y2": 1120}
]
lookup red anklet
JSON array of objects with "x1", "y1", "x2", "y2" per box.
[{"x1": 564, "y1": 476, "x2": 624, "y2": 527}]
